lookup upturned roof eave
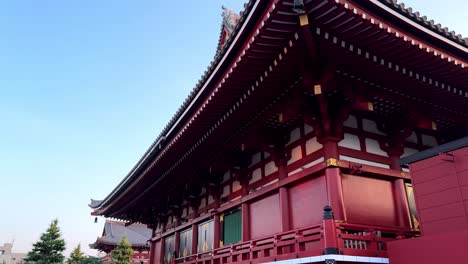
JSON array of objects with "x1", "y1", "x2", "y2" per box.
[
  {"x1": 89, "y1": 0, "x2": 260, "y2": 213},
  {"x1": 375, "y1": 0, "x2": 467, "y2": 50}
]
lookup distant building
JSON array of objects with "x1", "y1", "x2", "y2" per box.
[
  {"x1": 90, "y1": 220, "x2": 151, "y2": 264},
  {"x1": 0, "y1": 243, "x2": 26, "y2": 264}
]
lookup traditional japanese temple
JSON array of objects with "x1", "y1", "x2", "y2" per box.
[
  {"x1": 90, "y1": 220, "x2": 151, "y2": 263},
  {"x1": 90, "y1": 0, "x2": 467, "y2": 263}
]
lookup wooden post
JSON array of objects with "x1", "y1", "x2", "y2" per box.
[
  {"x1": 214, "y1": 214, "x2": 220, "y2": 249},
  {"x1": 322, "y1": 206, "x2": 339, "y2": 255},
  {"x1": 191, "y1": 223, "x2": 198, "y2": 255},
  {"x1": 279, "y1": 187, "x2": 290, "y2": 232},
  {"x1": 174, "y1": 231, "x2": 180, "y2": 259},
  {"x1": 241, "y1": 203, "x2": 250, "y2": 242},
  {"x1": 160, "y1": 238, "x2": 165, "y2": 264},
  {"x1": 149, "y1": 241, "x2": 155, "y2": 264},
  {"x1": 394, "y1": 179, "x2": 412, "y2": 228},
  {"x1": 388, "y1": 149, "x2": 411, "y2": 228},
  {"x1": 325, "y1": 167, "x2": 346, "y2": 221}
]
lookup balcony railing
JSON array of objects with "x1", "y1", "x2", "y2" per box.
[{"x1": 175, "y1": 220, "x2": 417, "y2": 264}]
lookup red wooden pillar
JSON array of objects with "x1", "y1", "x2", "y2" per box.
[
  {"x1": 191, "y1": 223, "x2": 198, "y2": 255},
  {"x1": 160, "y1": 238, "x2": 165, "y2": 264},
  {"x1": 394, "y1": 179, "x2": 411, "y2": 228},
  {"x1": 389, "y1": 150, "x2": 411, "y2": 228},
  {"x1": 274, "y1": 154, "x2": 291, "y2": 232},
  {"x1": 322, "y1": 206, "x2": 339, "y2": 254},
  {"x1": 321, "y1": 137, "x2": 346, "y2": 221},
  {"x1": 149, "y1": 241, "x2": 155, "y2": 264},
  {"x1": 279, "y1": 187, "x2": 290, "y2": 232},
  {"x1": 174, "y1": 231, "x2": 180, "y2": 259},
  {"x1": 214, "y1": 214, "x2": 220, "y2": 249},
  {"x1": 241, "y1": 203, "x2": 250, "y2": 241},
  {"x1": 323, "y1": 139, "x2": 339, "y2": 160},
  {"x1": 325, "y1": 167, "x2": 346, "y2": 222}
]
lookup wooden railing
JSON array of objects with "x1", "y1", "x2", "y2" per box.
[
  {"x1": 175, "y1": 224, "x2": 322, "y2": 264},
  {"x1": 337, "y1": 223, "x2": 419, "y2": 258},
  {"x1": 174, "y1": 222, "x2": 418, "y2": 264}
]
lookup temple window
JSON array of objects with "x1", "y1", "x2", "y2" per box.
[
  {"x1": 179, "y1": 228, "x2": 192, "y2": 258},
  {"x1": 197, "y1": 220, "x2": 214, "y2": 253}
]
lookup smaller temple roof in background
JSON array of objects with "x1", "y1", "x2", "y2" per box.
[{"x1": 90, "y1": 220, "x2": 151, "y2": 251}]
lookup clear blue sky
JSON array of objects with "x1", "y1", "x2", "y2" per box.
[{"x1": 0, "y1": 0, "x2": 466, "y2": 257}]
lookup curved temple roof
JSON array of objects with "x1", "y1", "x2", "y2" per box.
[
  {"x1": 90, "y1": 220, "x2": 151, "y2": 249},
  {"x1": 90, "y1": 0, "x2": 467, "y2": 215}
]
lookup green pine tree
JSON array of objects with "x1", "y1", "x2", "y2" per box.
[
  {"x1": 25, "y1": 219, "x2": 66, "y2": 264},
  {"x1": 110, "y1": 236, "x2": 134, "y2": 264},
  {"x1": 67, "y1": 244, "x2": 85, "y2": 264}
]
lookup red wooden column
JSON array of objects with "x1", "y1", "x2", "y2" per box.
[
  {"x1": 149, "y1": 228, "x2": 156, "y2": 264},
  {"x1": 322, "y1": 137, "x2": 346, "y2": 222},
  {"x1": 389, "y1": 151, "x2": 412, "y2": 228},
  {"x1": 322, "y1": 206, "x2": 339, "y2": 254},
  {"x1": 160, "y1": 238, "x2": 165, "y2": 264},
  {"x1": 191, "y1": 223, "x2": 198, "y2": 255},
  {"x1": 241, "y1": 203, "x2": 250, "y2": 241},
  {"x1": 149, "y1": 241, "x2": 155, "y2": 264},
  {"x1": 213, "y1": 214, "x2": 220, "y2": 249},
  {"x1": 274, "y1": 149, "x2": 291, "y2": 232},
  {"x1": 174, "y1": 231, "x2": 180, "y2": 259},
  {"x1": 325, "y1": 167, "x2": 346, "y2": 222}
]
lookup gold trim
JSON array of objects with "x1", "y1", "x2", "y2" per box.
[
  {"x1": 314, "y1": 84, "x2": 322, "y2": 95},
  {"x1": 299, "y1": 15, "x2": 309, "y2": 26},
  {"x1": 324, "y1": 158, "x2": 340, "y2": 167}
]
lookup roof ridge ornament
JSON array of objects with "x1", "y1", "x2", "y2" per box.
[{"x1": 221, "y1": 6, "x2": 240, "y2": 34}]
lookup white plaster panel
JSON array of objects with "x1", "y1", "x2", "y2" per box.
[
  {"x1": 287, "y1": 127, "x2": 301, "y2": 145},
  {"x1": 365, "y1": 138, "x2": 388, "y2": 156},
  {"x1": 338, "y1": 133, "x2": 361, "y2": 150},
  {"x1": 249, "y1": 168, "x2": 262, "y2": 184},
  {"x1": 362, "y1": 119, "x2": 385, "y2": 135},
  {"x1": 207, "y1": 195, "x2": 214, "y2": 205},
  {"x1": 232, "y1": 180, "x2": 241, "y2": 192},
  {"x1": 344, "y1": 115, "x2": 358, "y2": 128},
  {"x1": 222, "y1": 171, "x2": 231, "y2": 182},
  {"x1": 402, "y1": 147, "x2": 419, "y2": 157},
  {"x1": 287, "y1": 145, "x2": 303, "y2": 165},
  {"x1": 304, "y1": 123, "x2": 314, "y2": 134},
  {"x1": 407, "y1": 131, "x2": 418, "y2": 143},
  {"x1": 250, "y1": 152, "x2": 262, "y2": 167},
  {"x1": 264, "y1": 161, "x2": 278, "y2": 176},
  {"x1": 221, "y1": 185, "x2": 230, "y2": 198},
  {"x1": 306, "y1": 137, "x2": 322, "y2": 155}
]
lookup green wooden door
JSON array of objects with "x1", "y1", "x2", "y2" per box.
[{"x1": 223, "y1": 210, "x2": 241, "y2": 245}]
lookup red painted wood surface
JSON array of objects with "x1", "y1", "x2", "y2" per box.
[
  {"x1": 249, "y1": 193, "x2": 281, "y2": 239},
  {"x1": 151, "y1": 240, "x2": 162, "y2": 264},
  {"x1": 342, "y1": 174, "x2": 398, "y2": 226},
  {"x1": 288, "y1": 176, "x2": 327, "y2": 229},
  {"x1": 409, "y1": 147, "x2": 468, "y2": 236},
  {"x1": 388, "y1": 228, "x2": 468, "y2": 264}
]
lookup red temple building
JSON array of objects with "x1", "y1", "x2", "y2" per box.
[
  {"x1": 90, "y1": 220, "x2": 151, "y2": 264},
  {"x1": 90, "y1": 0, "x2": 467, "y2": 263}
]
